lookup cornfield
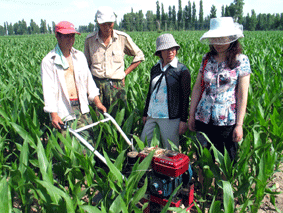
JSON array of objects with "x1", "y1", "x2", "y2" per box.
[{"x1": 0, "y1": 30, "x2": 283, "y2": 212}]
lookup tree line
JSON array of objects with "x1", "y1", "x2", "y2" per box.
[{"x1": 1, "y1": 0, "x2": 282, "y2": 36}]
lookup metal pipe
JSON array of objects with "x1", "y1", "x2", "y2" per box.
[
  {"x1": 68, "y1": 128, "x2": 107, "y2": 165},
  {"x1": 103, "y1": 112, "x2": 136, "y2": 151}
]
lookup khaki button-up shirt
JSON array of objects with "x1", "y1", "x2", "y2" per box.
[{"x1": 84, "y1": 29, "x2": 145, "y2": 80}]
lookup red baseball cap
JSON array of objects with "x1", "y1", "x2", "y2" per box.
[{"x1": 55, "y1": 21, "x2": 81, "y2": 35}]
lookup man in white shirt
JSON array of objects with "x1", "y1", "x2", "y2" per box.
[{"x1": 41, "y1": 21, "x2": 106, "y2": 142}]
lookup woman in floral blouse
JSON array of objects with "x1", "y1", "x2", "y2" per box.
[{"x1": 188, "y1": 17, "x2": 251, "y2": 160}]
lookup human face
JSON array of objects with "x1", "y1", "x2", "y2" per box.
[
  {"x1": 99, "y1": 22, "x2": 114, "y2": 37},
  {"x1": 56, "y1": 33, "x2": 75, "y2": 52},
  {"x1": 161, "y1": 47, "x2": 177, "y2": 66},
  {"x1": 213, "y1": 43, "x2": 231, "y2": 54}
]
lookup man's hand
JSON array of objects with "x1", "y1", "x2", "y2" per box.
[
  {"x1": 51, "y1": 112, "x2": 64, "y2": 130},
  {"x1": 93, "y1": 96, "x2": 107, "y2": 113}
]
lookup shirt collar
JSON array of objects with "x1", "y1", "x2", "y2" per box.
[
  {"x1": 158, "y1": 57, "x2": 178, "y2": 71},
  {"x1": 95, "y1": 29, "x2": 118, "y2": 42},
  {"x1": 53, "y1": 44, "x2": 77, "y2": 69}
]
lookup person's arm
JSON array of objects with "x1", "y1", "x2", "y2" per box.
[
  {"x1": 188, "y1": 72, "x2": 203, "y2": 132},
  {"x1": 50, "y1": 112, "x2": 64, "y2": 130},
  {"x1": 124, "y1": 61, "x2": 142, "y2": 76},
  {"x1": 84, "y1": 37, "x2": 92, "y2": 69},
  {"x1": 93, "y1": 96, "x2": 107, "y2": 113},
  {"x1": 179, "y1": 67, "x2": 191, "y2": 135},
  {"x1": 41, "y1": 55, "x2": 63, "y2": 129},
  {"x1": 122, "y1": 34, "x2": 145, "y2": 83},
  {"x1": 233, "y1": 74, "x2": 250, "y2": 142},
  {"x1": 122, "y1": 61, "x2": 142, "y2": 85}
]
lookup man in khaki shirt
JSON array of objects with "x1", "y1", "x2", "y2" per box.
[{"x1": 84, "y1": 6, "x2": 145, "y2": 115}]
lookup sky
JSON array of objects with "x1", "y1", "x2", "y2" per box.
[{"x1": 1, "y1": 0, "x2": 282, "y2": 28}]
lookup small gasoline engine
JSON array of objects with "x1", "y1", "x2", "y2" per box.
[
  {"x1": 67, "y1": 113, "x2": 194, "y2": 212},
  {"x1": 126, "y1": 147, "x2": 194, "y2": 212}
]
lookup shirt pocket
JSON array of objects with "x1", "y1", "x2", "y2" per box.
[
  {"x1": 112, "y1": 50, "x2": 123, "y2": 63},
  {"x1": 92, "y1": 48, "x2": 104, "y2": 64}
]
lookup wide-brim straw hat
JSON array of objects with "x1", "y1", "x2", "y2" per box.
[
  {"x1": 155, "y1": 34, "x2": 180, "y2": 56},
  {"x1": 200, "y1": 17, "x2": 244, "y2": 45}
]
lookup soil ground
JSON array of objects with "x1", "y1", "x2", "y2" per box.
[{"x1": 258, "y1": 165, "x2": 283, "y2": 213}]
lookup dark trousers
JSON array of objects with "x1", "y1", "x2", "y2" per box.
[{"x1": 195, "y1": 120, "x2": 238, "y2": 161}]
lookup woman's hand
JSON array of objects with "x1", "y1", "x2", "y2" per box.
[
  {"x1": 142, "y1": 116, "x2": 147, "y2": 125},
  {"x1": 179, "y1": 121, "x2": 188, "y2": 135},
  {"x1": 232, "y1": 125, "x2": 243, "y2": 142},
  {"x1": 188, "y1": 116, "x2": 196, "y2": 132}
]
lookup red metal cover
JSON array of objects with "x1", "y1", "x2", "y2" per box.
[{"x1": 138, "y1": 147, "x2": 190, "y2": 177}]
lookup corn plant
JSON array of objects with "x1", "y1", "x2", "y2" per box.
[{"x1": 0, "y1": 31, "x2": 283, "y2": 212}]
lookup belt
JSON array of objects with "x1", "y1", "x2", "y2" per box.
[
  {"x1": 92, "y1": 76, "x2": 121, "y2": 82},
  {"x1": 70, "y1": 98, "x2": 79, "y2": 106}
]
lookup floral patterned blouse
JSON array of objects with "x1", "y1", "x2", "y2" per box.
[{"x1": 195, "y1": 53, "x2": 251, "y2": 126}]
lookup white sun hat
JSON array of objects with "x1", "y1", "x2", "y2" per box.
[
  {"x1": 96, "y1": 6, "x2": 116, "y2": 24},
  {"x1": 200, "y1": 17, "x2": 244, "y2": 45}
]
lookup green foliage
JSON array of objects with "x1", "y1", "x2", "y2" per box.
[{"x1": 0, "y1": 31, "x2": 283, "y2": 212}]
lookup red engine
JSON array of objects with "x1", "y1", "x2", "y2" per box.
[{"x1": 127, "y1": 147, "x2": 194, "y2": 212}]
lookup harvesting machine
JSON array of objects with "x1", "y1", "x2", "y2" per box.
[{"x1": 67, "y1": 113, "x2": 194, "y2": 212}]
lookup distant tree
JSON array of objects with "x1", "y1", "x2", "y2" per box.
[
  {"x1": 204, "y1": 15, "x2": 210, "y2": 29},
  {"x1": 52, "y1": 21, "x2": 56, "y2": 33},
  {"x1": 40, "y1": 19, "x2": 47, "y2": 34},
  {"x1": 168, "y1": 6, "x2": 173, "y2": 30},
  {"x1": 122, "y1": 13, "x2": 132, "y2": 31},
  {"x1": 145, "y1": 10, "x2": 155, "y2": 31},
  {"x1": 256, "y1": 13, "x2": 267, "y2": 30},
  {"x1": 87, "y1": 22, "x2": 95, "y2": 32},
  {"x1": 172, "y1": 6, "x2": 177, "y2": 30},
  {"x1": 13, "y1": 22, "x2": 20, "y2": 35},
  {"x1": 192, "y1": 2, "x2": 196, "y2": 30},
  {"x1": 280, "y1": 13, "x2": 283, "y2": 30},
  {"x1": 48, "y1": 24, "x2": 52, "y2": 34},
  {"x1": 137, "y1": 10, "x2": 144, "y2": 31},
  {"x1": 225, "y1": 5, "x2": 230, "y2": 17},
  {"x1": 78, "y1": 25, "x2": 88, "y2": 33},
  {"x1": 221, "y1": 5, "x2": 225, "y2": 17},
  {"x1": 249, "y1": 10, "x2": 257, "y2": 31},
  {"x1": 273, "y1": 13, "x2": 281, "y2": 30},
  {"x1": 183, "y1": 5, "x2": 190, "y2": 30},
  {"x1": 199, "y1": 0, "x2": 204, "y2": 29},
  {"x1": 161, "y1": 3, "x2": 166, "y2": 30},
  {"x1": 0, "y1": 25, "x2": 5, "y2": 36},
  {"x1": 267, "y1": 13, "x2": 274, "y2": 30},
  {"x1": 7, "y1": 23, "x2": 13, "y2": 35},
  {"x1": 177, "y1": 0, "x2": 183, "y2": 30},
  {"x1": 156, "y1": 1, "x2": 160, "y2": 23},
  {"x1": 17, "y1": 19, "x2": 27, "y2": 35},
  {"x1": 210, "y1": 5, "x2": 217, "y2": 19},
  {"x1": 29, "y1": 19, "x2": 40, "y2": 34},
  {"x1": 4, "y1": 22, "x2": 7, "y2": 35},
  {"x1": 233, "y1": 0, "x2": 244, "y2": 23},
  {"x1": 187, "y1": 1, "x2": 192, "y2": 29}
]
